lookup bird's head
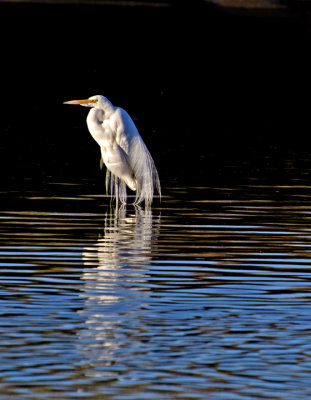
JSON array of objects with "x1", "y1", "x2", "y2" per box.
[
  {"x1": 63, "y1": 95, "x2": 112, "y2": 108},
  {"x1": 63, "y1": 95, "x2": 98, "y2": 107}
]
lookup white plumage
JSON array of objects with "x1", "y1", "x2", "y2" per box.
[{"x1": 64, "y1": 95, "x2": 161, "y2": 206}]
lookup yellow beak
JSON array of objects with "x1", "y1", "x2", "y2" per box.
[{"x1": 63, "y1": 99, "x2": 97, "y2": 105}]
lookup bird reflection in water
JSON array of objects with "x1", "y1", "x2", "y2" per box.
[{"x1": 78, "y1": 205, "x2": 160, "y2": 362}]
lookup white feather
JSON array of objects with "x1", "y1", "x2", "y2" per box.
[
  {"x1": 84, "y1": 95, "x2": 161, "y2": 207},
  {"x1": 128, "y1": 134, "x2": 161, "y2": 206}
]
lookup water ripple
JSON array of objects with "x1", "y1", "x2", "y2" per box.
[{"x1": 1, "y1": 182, "x2": 311, "y2": 399}]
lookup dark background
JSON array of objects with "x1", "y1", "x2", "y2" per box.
[{"x1": 0, "y1": 1, "x2": 310, "y2": 185}]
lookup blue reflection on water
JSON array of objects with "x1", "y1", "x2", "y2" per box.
[{"x1": 1, "y1": 182, "x2": 311, "y2": 399}]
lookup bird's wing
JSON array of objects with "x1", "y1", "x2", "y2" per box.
[
  {"x1": 101, "y1": 139, "x2": 137, "y2": 190},
  {"x1": 114, "y1": 108, "x2": 161, "y2": 206},
  {"x1": 113, "y1": 108, "x2": 134, "y2": 154}
]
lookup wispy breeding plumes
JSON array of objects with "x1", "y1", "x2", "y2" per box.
[{"x1": 64, "y1": 95, "x2": 161, "y2": 207}]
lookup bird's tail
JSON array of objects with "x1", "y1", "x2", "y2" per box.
[
  {"x1": 129, "y1": 136, "x2": 161, "y2": 207},
  {"x1": 104, "y1": 135, "x2": 161, "y2": 207}
]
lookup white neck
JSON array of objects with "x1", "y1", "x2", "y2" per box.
[
  {"x1": 86, "y1": 106, "x2": 114, "y2": 146},
  {"x1": 99, "y1": 98, "x2": 115, "y2": 117}
]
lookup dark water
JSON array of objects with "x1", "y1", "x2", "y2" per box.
[
  {"x1": 1, "y1": 0, "x2": 311, "y2": 397},
  {"x1": 2, "y1": 171, "x2": 311, "y2": 399}
]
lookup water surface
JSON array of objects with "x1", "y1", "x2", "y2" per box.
[{"x1": 1, "y1": 176, "x2": 311, "y2": 399}]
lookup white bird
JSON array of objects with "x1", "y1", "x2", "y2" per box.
[{"x1": 64, "y1": 95, "x2": 161, "y2": 206}]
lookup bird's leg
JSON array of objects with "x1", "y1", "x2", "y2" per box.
[{"x1": 115, "y1": 178, "x2": 119, "y2": 208}]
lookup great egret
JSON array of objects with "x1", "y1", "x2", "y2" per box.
[{"x1": 64, "y1": 95, "x2": 161, "y2": 206}]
